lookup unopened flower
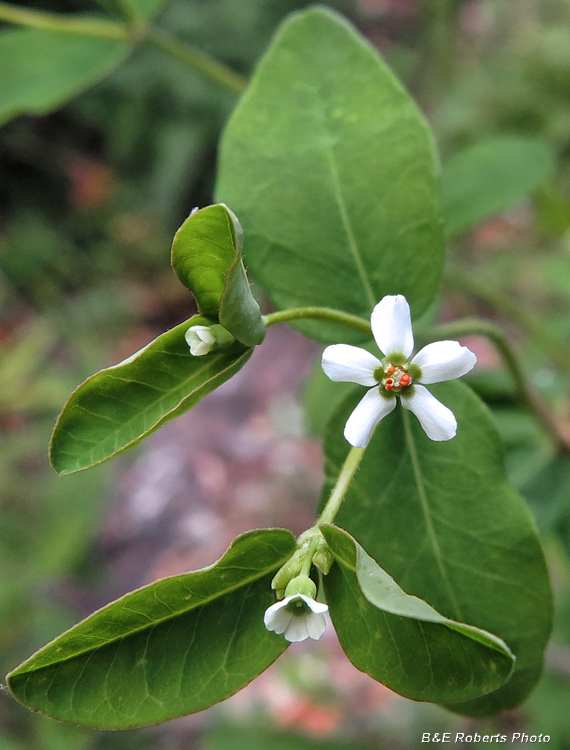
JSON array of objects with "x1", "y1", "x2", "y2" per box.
[
  {"x1": 264, "y1": 575, "x2": 328, "y2": 642},
  {"x1": 185, "y1": 325, "x2": 215, "y2": 356},
  {"x1": 322, "y1": 295, "x2": 477, "y2": 447}
]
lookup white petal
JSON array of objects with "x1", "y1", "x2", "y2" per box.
[
  {"x1": 412, "y1": 340, "x2": 477, "y2": 384},
  {"x1": 401, "y1": 385, "x2": 457, "y2": 441},
  {"x1": 264, "y1": 599, "x2": 294, "y2": 635},
  {"x1": 344, "y1": 387, "x2": 397, "y2": 448},
  {"x1": 284, "y1": 616, "x2": 310, "y2": 642},
  {"x1": 305, "y1": 612, "x2": 327, "y2": 640},
  {"x1": 370, "y1": 295, "x2": 414, "y2": 359},
  {"x1": 321, "y1": 344, "x2": 380, "y2": 386},
  {"x1": 185, "y1": 325, "x2": 215, "y2": 356},
  {"x1": 298, "y1": 595, "x2": 329, "y2": 615}
]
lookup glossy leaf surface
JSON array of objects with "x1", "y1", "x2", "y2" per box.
[
  {"x1": 50, "y1": 317, "x2": 252, "y2": 474},
  {"x1": 443, "y1": 137, "x2": 555, "y2": 239},
  {"x1": 322, "y1": 526, "x2": 514, "y2": 703},
  {"x1": 217, "y1": 7, "x2": 443, "y2": 343},
  {"x1": 322, "y1": 381, "x2": 552, "y2": 716},
  {"x1": 0, "y1": 28, "x2": 127, "y2": 126},
  {"x1": 171, "y1": 205, "x2": 265, "y2": 346},
  {"x1": 7, "y1": 529, "x2": 296, "y2": 729}
]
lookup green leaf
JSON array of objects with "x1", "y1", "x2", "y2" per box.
[
  {"x1": 322, "y1": 381, "x2": 552, "y2": 716},
  {"x1": 303, "y1": 353, "x2": 355, "y2": 437},
  {"x1": 171, "y1": 205, "x2": 265, "y2": 346},
  {"x1": 50, "y1": 317, "x2": 252, "y2": 474},
  {"x1": 216, "y1": 7, "x2": 443, "y2": 343},
  {"x1": 130, "y1": 0, "x2": 168, "y2": 20},
  {"x1": 442, "y1": 137, "x2": 555, "y2": 240},
  {"x1": 521, "y1": 454, "x2": 570, "y2": 555},
  {"x1": 0, "y1": 28, "x2": 127, "y2": 126},
  {"x1": 7, "y1": 528, "x2": 296, "y2": 729},
  {"x1": 321, "y1": 525, "x2": 514, "y2": 703}
]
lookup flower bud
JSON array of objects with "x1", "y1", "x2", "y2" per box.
[
  {"x1": 185, "y1": 325, "x2": 215, "y2": 356},
  {"x1": 271, "y1": 549, "x2": 304, "y2": 593},
  {"x1": 185, "y1": 323, "x2": 236, "y2": 356},
  {"x1": 313, "y1": 547, "x2": 334, "y2": 575}
]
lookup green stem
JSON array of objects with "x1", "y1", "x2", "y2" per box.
[
  {"x1": 0, "y1": 1, "x2": 128, "y2": 39},
  {"x1": 263, "y1": 307, "x2": 372, "y2": 336},
  {"x1": 300, "y1": 536, "x2": 320, "y2": 577},
  {"x1": 446, "y1": 268, "x2": 570, "y2": 376},
  {"x1": 0, "y1": 3, "x2": 247, "y2": 94},
  {"x1": 147, "y1": 28, "x2": 247, "y2": 94},
  {"x1": 318, "y1": 446, "x2": 366, "y2": 526},
  {"x1": 425, "y1": 317, "x2": 570, "y2": 454}
]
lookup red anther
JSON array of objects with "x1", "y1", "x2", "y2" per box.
[
  {"x1": 400, "y1": 374, "x2": 410, "y2": 386},
  {"x1": 385, "y1": 384, "x2": 392, "y2": 390}
]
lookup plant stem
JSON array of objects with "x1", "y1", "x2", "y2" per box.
[
  {"x1": 263, "y1": 307, "x2": 372, "y2": 336},
  {"x1": 0, "y1": 1, "x2": 128, "y2": 39},
  {"x1": 0, "y1": 3, "x2": 247, "y2": 94},
  {"x1": 318, "y1": 447, "x2": 366, "y2": 526},
  {"x1": 446, "y1": 268, "x2": 570, "y2": 376},
  {"x1": 147, "y1": 28, "x2": 247, "y2": 94},
  {"x1": 300, "y1": 535, "x2": 320, "y2": 577},
  {"x1": 425, "y1": 317, "x2": 570, "y2": 454}
]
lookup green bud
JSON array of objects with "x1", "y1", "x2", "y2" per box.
[
  {"x1": 313, "y1": 551, "x2": 334, "y2": 576},
  {"x1": 271, "y1": 549, "x2": 304, "y2": 591},
  {"x1": 284, "y1": 575, "x2": 317, "y2": 600}
]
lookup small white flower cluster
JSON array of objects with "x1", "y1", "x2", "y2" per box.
[{"x1": 322, "y1": 295, "x2": 477, "y2": 447}]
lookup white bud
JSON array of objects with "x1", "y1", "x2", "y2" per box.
[{"x1": 185, "y1": 325, "x2": 216, "y2": 356}]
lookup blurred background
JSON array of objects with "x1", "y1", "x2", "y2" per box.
[{"x1": 2, "y1": 0, "x2": 570, "y2": 748}]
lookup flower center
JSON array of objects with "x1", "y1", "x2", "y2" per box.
[
  {"x1": 379, "y1": 363, "x2": 413, "y2": 393},
  {"x1": 285, "y1": 597, "x2": 310, "y2": 616}
]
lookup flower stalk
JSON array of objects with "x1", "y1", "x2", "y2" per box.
[
  {"x1": 263, "y1": 307, "x2": 372, "y2": 335},
  {"x1": 0, "y1": 1, "x2": 128, "y2": 39},
  {"x1": 423, "y1": 318, "x2": 570, "y2": 454},
  {"x1": 318, "y1": 446, "x2": 366, "y2": 526},
  {"x1": 0, "y1": 2, "x2": 247, "y2": 93}
]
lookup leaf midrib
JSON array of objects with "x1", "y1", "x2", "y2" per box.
[
  {"x1": 12, "y1": 547, "x2": 291, "y2": 676},
  {"x1": 57, "y1": 346, "x2": 250, "y2": 470},
  {"x1": 311, "y1": 83, "x2": 377, "y2": 311},
  {"x1": 401, "y1": 409, "x2": 464, "y2": 621}
]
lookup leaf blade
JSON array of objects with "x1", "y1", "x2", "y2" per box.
[
  {"x1": 322, "y1": 525, "x2": 514, "y2": 703},
  {"x1": 216, "y1": 7, "x2": 444, "y2": 343},
  {"x1": 50, "y1": 318, "x2": 252, "y2": 474},
  {"x1": 0, "y1": 28, "x2": 127, "y2": 126},
  {"x1": 442, "y1": 137, "x2": 555, "y2": 239},
  {"x1": 171, "y1": 205, "x2": 265, "y2": 346},
  {"x1": 322, "y1": 381, "x2": 552, "y2": 715},
  {"x1": 7, "y1": 529, "x2": 296, "y2": 729}
]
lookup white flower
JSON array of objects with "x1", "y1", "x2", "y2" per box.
[
  {"x1": 185, "y1": 325, "x2": 215, "y2": 356},
  {"x1": 322, "y1": 295, "x2": 477, "y2": 447},
  {"x1": 264, "y1": 594, "x2": 329, "y2": 642}
]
